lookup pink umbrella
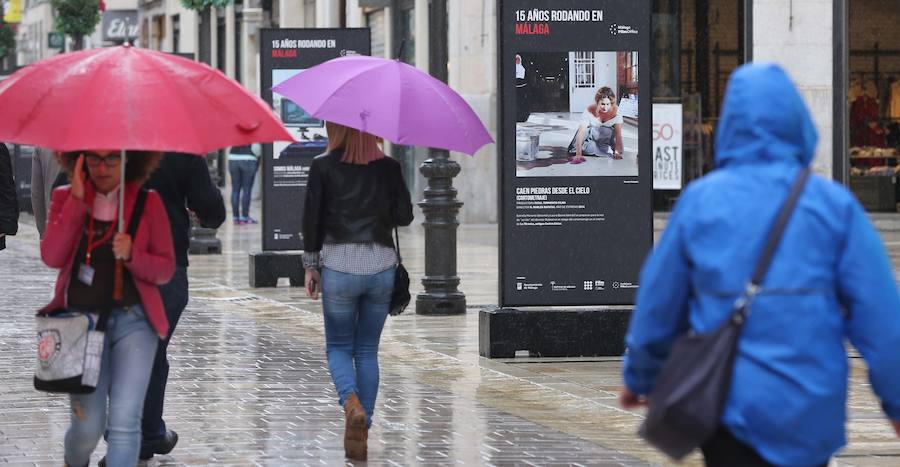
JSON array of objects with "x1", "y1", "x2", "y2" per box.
[
  {"x1": 0, "y1": 45, "x2": 293, "y2": 154},
  {"x1": 271, "y1": 55, "x2": 493, "y2": 155}
]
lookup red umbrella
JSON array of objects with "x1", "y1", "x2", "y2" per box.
[
  {"x1": 0, "y1": 45, "x2": 293, "y2": 298},
  {"x1": 0, "y1": 44, "x2": 292, "y2": 153}
]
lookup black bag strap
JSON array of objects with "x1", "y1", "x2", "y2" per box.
[
  {"x1": 95, "y1": 310, "x2": 111, "y2": 332},
  {"x1": 736, "y1": 169, "x2": 810, "y2": 312},
  {"x1": 127, "y1": 188, "x2": 149, "y2": 239},
  {"x1": 393, "y1": 227, "x2": 403, "y2": 264}
]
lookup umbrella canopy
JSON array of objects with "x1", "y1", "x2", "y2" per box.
[
  {"x1": 0, "y1": 45, "x2": 293, "y2": 154},
  {"x1": 272, "y1": 55, "x2": 493, "y2": 156}
]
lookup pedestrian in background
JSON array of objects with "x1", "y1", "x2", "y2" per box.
[
  {"x1": 31, "y1": 146, "x2": 61, "y2": 237},
  {"x1": 302, "y1": 122, "x2": 413, "y2": 461},
  {"x1": 0, "y1": 142, "x2": 18, "y2": 251},
  {"x1": 228, "y1": 144, "x2": 260, "y2": 225},
  {"x1": 41, "y1": 151, "x2": 174, "y2": 466},
  {"x1": 621, "y1": 63, "x2": 900, "y2": 466},
  {"x1": 135, "y1": 152, "x2": 225, "y2": 461}
]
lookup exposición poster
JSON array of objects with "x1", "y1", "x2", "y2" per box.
[
  {"x1": 260, "y1": 28, "x2": 370, "y2": 251},
  {"x1": 500, "y1": 0, "x2": 652, "y2": 306}
]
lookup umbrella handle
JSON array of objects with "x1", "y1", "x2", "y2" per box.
[
  {"x1": 113, "y1": 260, "x2": 124, "y2": 301},
  {"x1": 113, "y1": 149, "x2": 126, "y2": 301}
]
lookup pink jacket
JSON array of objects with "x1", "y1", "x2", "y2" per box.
[{"x1": 40, "y1": 182, "x2": 175, "y2": 338}]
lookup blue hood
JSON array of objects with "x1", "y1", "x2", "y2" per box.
[
  {"x1": 626, "y1": 66, "x2": 900, "y2": 466},
  {"x1": 714, "y1": 63, "x2": 818, "y2": 168}
]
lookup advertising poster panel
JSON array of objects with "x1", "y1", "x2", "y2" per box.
[
  {"x1": 652, "y1": 103, "x2": 683, "y2": 190},
  {"x1": 260, "y1": 28, "x2": 370, "y2": 251},
  {"x1": 500, "y1": 0, "x2": 652, "y2": 306}
]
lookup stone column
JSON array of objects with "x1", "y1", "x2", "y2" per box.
[
  {"x1": 242, "y1": 8, "x2": 262, "y2": 95},
  {"x1": 164, "y1": 13, "x2": 174, "y2": 52},
  {"x1": 180, "y1": 10, "x2": 198, "y2": 57},
  {"x1": 346, "y1": 0, "x2": 363, "y2": 28},
  {"x1": 754, "y1": 0, "x2": 835, "y2": 178},
  {"x1": 316, "y1": 0, "x2": 340, "y2": 27},
  {"x1": 280, "y1": 0, "x2": 305, "y2": 28},
  {"x1": 415, "y1": 0, "x2": 466, "y2": 315},
  {"x1": 383, "y1": 7, "x2": 393, "y2": 59},
  {"x1": 414, "y1": 0, "x2": 428, "y2": 72}
]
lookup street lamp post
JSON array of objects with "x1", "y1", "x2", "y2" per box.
[{"x1": 415, "y1": 0, "x2": 466, "y2": 315}]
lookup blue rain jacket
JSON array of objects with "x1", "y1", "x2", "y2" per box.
[{"x1": 624, "y1": 63, "x2": 900, "y2": 466}]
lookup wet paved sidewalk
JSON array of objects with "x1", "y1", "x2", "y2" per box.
[{"x1": 2, "y1": 211, "x2": 900, "y2": 466}]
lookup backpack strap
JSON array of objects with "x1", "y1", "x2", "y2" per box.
[
  {"x1": 127, "y1": 188, "x2": 149, "y2": 239},
  {"x1": 394, "y1": 227, "x2": 403, "y2": 264}
]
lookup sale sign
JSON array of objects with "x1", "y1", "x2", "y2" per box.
[{"x1": 652, "y1": 103, "x2": 683, "y2": 190}]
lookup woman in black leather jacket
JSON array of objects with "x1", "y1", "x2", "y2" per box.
[
  {"x1": 302, "y1": 122, "x2": 413, "y2": 460},
  {"x1": 0, "y1": 143, "x2": 19, "y2": 251}
]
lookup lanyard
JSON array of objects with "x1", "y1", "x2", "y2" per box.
[{"x1": 85, "y1": 212, "x2": 117, "y2": 266}]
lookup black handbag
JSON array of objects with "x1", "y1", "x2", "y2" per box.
[
  {"x1": 639, "y1": 169, "x2": 810, "y2": 460},
  {"x1": 389, "y1": 227, "x2": 410, "y2": 316}
]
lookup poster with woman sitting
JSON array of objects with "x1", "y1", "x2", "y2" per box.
[{"x1": 515, "y1": 51, "x2": 639, "y2": 178}]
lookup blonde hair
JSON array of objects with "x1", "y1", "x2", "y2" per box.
[{"x1": 325, "y1": 121, "x2": 385, "y2": 165}]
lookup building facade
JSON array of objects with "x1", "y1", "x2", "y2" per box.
[
  {"x1": 15, "y1": 0, "x2": 142, "y2": 65},
  {"x1": 11, "y1": 0, "x2": 898, "y2": 219}
]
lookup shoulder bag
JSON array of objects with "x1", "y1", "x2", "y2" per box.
[
  {"x1": 34, "y1": 188, "x2": 148, "y2": 393},
  {"x1": 389, "y1": 227, "x2": 411, "y2": 316}
]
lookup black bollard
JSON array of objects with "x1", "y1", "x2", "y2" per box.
[{"x1": 416, "y1": 149, "x2": 466, "y2": 315}]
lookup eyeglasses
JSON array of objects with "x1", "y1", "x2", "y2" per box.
[{"x1": 83, "y1": 152, "x2": 122, "y2": 167}]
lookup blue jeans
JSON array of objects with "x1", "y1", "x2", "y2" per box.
[
  {"x1": 64, "y1": 305, "x2": 159, "y2": 467},
  {"x1": 141, "y1": 267, "x2": 189, "y2": 449},
  {"x1": 321, "y1": 267, "x2": 396, "y2": 427},
  {"x1": 229, "y1": 159, "x2": 257, "y2": 219}
]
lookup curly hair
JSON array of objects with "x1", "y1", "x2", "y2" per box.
[
  {"x1": 57, "y1": 151, "x2": 163, "y2": 184},
  {"x1": 594, "y1": 86, "x2": 617, "y2": 104}
]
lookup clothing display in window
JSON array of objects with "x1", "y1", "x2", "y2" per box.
[
  {"x1": 851, "y1": 95, "x2": 885, "y2": 147},
  {"x1": 890, "y1": 80, "x2": 900, "y2": 120}
]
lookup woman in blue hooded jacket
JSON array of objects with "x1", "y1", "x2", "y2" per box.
[{"x1": 621, "y1": 63, "x2": 900, "y2": 466}]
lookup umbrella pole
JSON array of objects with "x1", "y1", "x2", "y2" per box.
[{"x1": 113, "y1": 150, "x2": 126, "y2": 301}]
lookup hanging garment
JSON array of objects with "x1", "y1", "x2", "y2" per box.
[{"x1": 890, "y1": 80, "x2": 900, "y2": 120}]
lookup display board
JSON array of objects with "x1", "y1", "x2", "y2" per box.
[
  {"x1": 259, "y1": 28, "x2": 370, "y2": 251},
  {"x1": 499, "y1": 0, "x2": 652, "y2": 306}
]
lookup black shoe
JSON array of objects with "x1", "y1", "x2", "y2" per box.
[{"x1": 140, "y1": 429, "x2": 178, "y2": 458}]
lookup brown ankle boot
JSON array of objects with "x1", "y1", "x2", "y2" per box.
[{"x1": 344, "y1": 394, "x2": 367, "y2": 460}]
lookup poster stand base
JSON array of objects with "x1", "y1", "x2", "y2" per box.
[
  {"x1": 478, "y1": 307, "x2": 631, "y2": 358},
  {"x1": 249, "y1": 251, "x2": 305, "y2": 287},
  {"x1": 188, "y1": 227, "x2": 222, "y2": 255}
]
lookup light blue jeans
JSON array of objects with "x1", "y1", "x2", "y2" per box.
[
  {"x1": 321, "y1": 267, "x2": 395, "y2": 427},
  {"x1": 64, "y1": 305, "x2": 159, "y2": 467}
]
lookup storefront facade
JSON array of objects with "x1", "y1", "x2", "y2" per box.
[{"x1": 845, "y1": 0, "x2": 900, "y2": 212}]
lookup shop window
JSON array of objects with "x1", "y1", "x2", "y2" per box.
[
  {"x1": 397, "y1": 4, "x2": 415, "y2": 65},
  {"x1": 172, "y1": 15, "x2": 180, "y2": 54},
  {"x1": 847, "y1": 0, "x2": 900, "y2": 212},
  {"x1": 651, "y1": 0, "x2": 746, "y2": 210},
  {"x1": 216, "y1": 9, "x2": 226, "y2": 73},
  {"x1": 366, "y1": 9, "x2": 386, "y2": 58},
  {"x1": 393, "y1": 0, "x2": 418, "y2": 193},
  {"x1": 235, "y1": 11, "x2": 242, "y2": 84}
]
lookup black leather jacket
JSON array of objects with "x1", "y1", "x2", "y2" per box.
[
  {"x1": 0, "y1": 143, "x2": 19, "y2": 251},
  {"x1": 302, "y1": 150, "x2": 413, "y2": 252}
]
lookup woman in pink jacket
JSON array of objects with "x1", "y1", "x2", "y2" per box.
[{"x1": 41, "y1": 151, "x2": 174, "y2": 467}]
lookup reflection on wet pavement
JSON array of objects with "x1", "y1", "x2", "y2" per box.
[{"x1": 2, "y1": 212, "x2": 899, "y2": 466}]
